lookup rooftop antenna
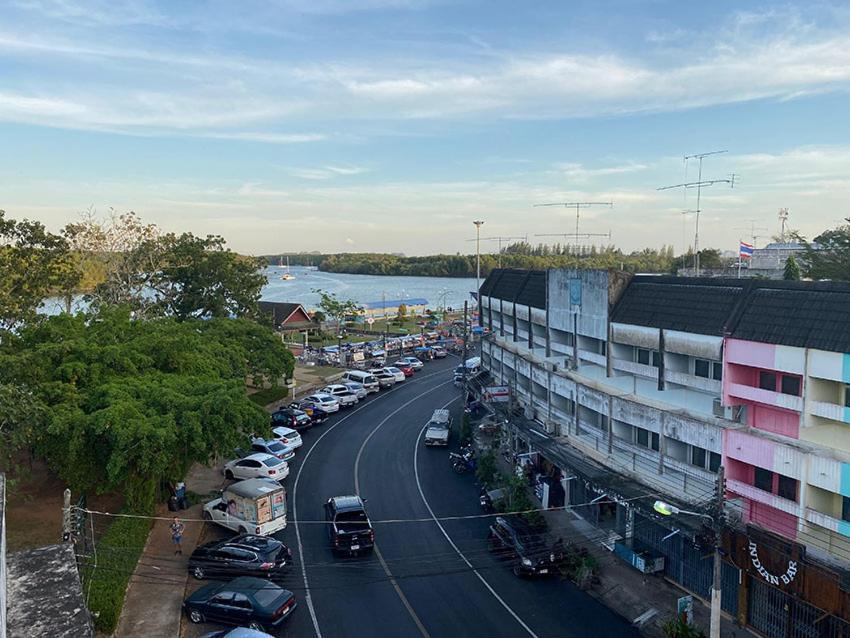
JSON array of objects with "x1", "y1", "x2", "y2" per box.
[
  {"x1": 534, "y1": 230, "x2": 612, "y2": 256},
  {"x1": 778, "y1": 208, "x2": 790, "y2": 243},
  {"x1": 532, "y1": 201, "x2": 613, "y2": 254},
  {"x1": 735, "y1": 220, "x2": 769, "y2": 249},
  {"x1": 466, "y1": 235, "x2": 528, "y2": 268},
  {"x1": 658, "y1": 150, "x2": 734, "y2": 276}
]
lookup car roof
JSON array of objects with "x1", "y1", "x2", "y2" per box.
[
  {"x1": 324, "y1": 384, "x2": 346, "y2": 390},
  {"x1": 272, "y1": 426, "x2": 297, "y2": 435},
  {"x1": 329, "y1": 495, "x2": 364, "y2": 510},
  {"x1": 309, "y1": 392, "x2": 333, "y2": 399},
  {"x1": 228, "y1": 534, "x2": 282, "y2": 551},
  {"x1": 227, "y1": 576, "x2": 286, "y2": 594},
  {"x1": 429, "y1": 409, "x2": 451, "y2": 423},
  {"x1": 242, "y1": 452, "x2": 276, "y2": 462}
]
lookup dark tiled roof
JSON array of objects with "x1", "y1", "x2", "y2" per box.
[
  {"x1": 258, "y1": 301, "x2": 311, "y2": 328},
  {"x1": 611, "y1": 277, "x2": 746, "y2": 336},
  {"x1": 731, "y1": 288, "x2": 850, "y2": 352},
  {"x1": 481, "y1": 269, "x2": 546, "y2": 308},
  {"x1": 479, "y1": 269, "x2": 503, "y2": 297},
  {"x1": 515, "y1": 271, "x2": 546, "y2": 309}
]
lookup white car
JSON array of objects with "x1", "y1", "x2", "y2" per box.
[
  {"x1": 271, "y1": 425, "x2": 303, "y2": 449},
  {"x1": 224, "y1": 453, "x2": 289, "y2": 482},
  {"x1": 304, "y1": 393, "x2": 340, "y2": 413},
  {"x1": 399, "y1": 356, "x2": 424, "y2": 370},
  {"x1": 320, "y1": 385, "x2": 359, "y2": 407},
  {"x1": 383, "y1": 367, "x2": 406, "y2": 383},
  {"x1": 342, "y1": 381, "x2": 368, "y2": 400}
]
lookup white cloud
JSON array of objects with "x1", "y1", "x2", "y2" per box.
[
  {"x1": 288, "y1": 165, "x2": 370, "y2": 180},
  {"x1": 555, "y1": 162, "x2": 650, "y2": 181}
]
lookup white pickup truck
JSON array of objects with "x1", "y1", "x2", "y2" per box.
[
  {"x1": 423, "y1": 409, "x2": 453, "y2": 446},
  {"x1": 203, "y1": 478, "x2": 287, "y2": 536}
]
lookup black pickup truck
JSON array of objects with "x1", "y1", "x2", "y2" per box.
[{"x1": 324, "y1": 495, "x2": 375, "y2": 556}]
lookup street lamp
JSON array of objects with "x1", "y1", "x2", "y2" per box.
[{"x1": 473, "y1": 220, "x2": 485, "y2": 303}]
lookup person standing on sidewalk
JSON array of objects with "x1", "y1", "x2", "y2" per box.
[{"x1": 170, "y1": 516, "x2": 185, "y2": 555}]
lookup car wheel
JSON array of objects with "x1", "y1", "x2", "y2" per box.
[
  {"x1": 189, "y1": 609, "x2": 204, "y2": 624},
  {"x1": 202, "y1": 511, "x2": 212, "y2": 521},
  {"x1": 239, "y1": 526, "x2": 248, "y2": 534},
  {"x1": 224, "y1": 469, "x2": 234, "y2": 480},
  {"x1": 512, "y1": 564, "x2": 525, "y2": 578},
  {"x1": 192, "y1": 566, "x2": 205, "y2": 580},
  {"x1": 248, "y1": 621, "x2": 265, "y2": 631}
]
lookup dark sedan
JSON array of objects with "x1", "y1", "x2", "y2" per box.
[
  {"x1": 184, "y1": 576, "x2": 297, "y2": 632},
  {"x1": 188, "y1": 535, "x2": 292, "y2": 581},
  {"x1": 488, "y1": 516, "x2": 564, "y2": 577},
  {"x1": 290, "y1": 401, "x2": 331, "y2": 425},
  {"x1": 271, "y1": 407, "x2": 314, "y2": 431}
]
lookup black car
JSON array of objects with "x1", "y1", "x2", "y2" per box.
[
  {"x1": 188, "y1": 535, "x2": 293, "y2": 581},
  {"x1": 271, "y1": 407, "x2": 314, "y2": 431},
  {"x1": 184, "y1": 576, "x2": 296, "y2": 632},
  {"x1": 290, "y1": 401, "x2": 331, "y2": 425},
  {"x1": 324, "y1": 495, "x2": 374, "y2": 555},
  {"x1": 488, "y1": 516, "x2": 564, "y2": 577}
]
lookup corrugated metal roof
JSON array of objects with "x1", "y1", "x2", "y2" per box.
[{"x1": 481, "y1": 268, "x2": 546, "y2": 308}]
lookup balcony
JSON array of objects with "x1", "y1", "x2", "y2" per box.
[
  {"x1": 611, "y1": 358, "x2": 659, "y2": 380},
  {"x1": 727, "y1": 382, "x2": 803, "y2": 412},
  {"x1": 664, "y1": 369, "x2": 721, "y2": 394},
  {"x1": 578, "y1": 350, "x2": 606, "y2": 367},
  {"x1": 726, "y1": 478, "x2": 800, "y2": 517},
  {"x1": 803, "y1": 507, "x2": 850, "y2": 538},
  {"x1": 810, "y1": 400, "x2": 850, "y2": 425}
]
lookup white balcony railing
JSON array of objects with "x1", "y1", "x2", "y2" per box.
[
  {"x1": 810, "y1": 400, "x2": 850, "y2": 425},
  {"x1": 727, "y1": 478, "x2": 801, "y2": 517},
  {"x1": 578, "y1": 350, "x2": 606, "y2": 366},
  {"x1": 611, "y1": 358, "x2": 659, "y2": 380},
  {"x1": 664, "y1": 369, "x2": 722, "y2": 394},
  {"x1": 727, "y1": 382, "x2": 803, "y2": 412}
]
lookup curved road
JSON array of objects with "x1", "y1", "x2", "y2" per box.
[{"x1": 188, "y1": 356, "x2": 638, "y2": 637}]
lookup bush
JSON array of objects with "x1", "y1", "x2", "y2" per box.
[
  {"x1": 459, "y1": 413, "x2": 473, "y2": 445},
  {"x1": 475, "y1": 449, "x2": 500, "y2": 487},
  {"x1": 662, "y1": 617, "x2": 706, "y2": 638},
  {"x1": 82, "y1": 513, "x2": 152, "y2": 633}
]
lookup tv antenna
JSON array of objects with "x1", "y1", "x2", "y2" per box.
[
  {"x1": 735, "y1": 220, "x2": 769, "y2": 249},
  {"x1": 466, "y1": 235, "x2": 528, "y2": 268},
  {"x1": 532, "y1": 201, "x2": 613, "y2": 254},
  {"x1": 534, "y1": 230, "x2": 612, "y2": 255},
  {"x1": 778, "y1": 208, "x2": 790, "y2": 243},
  {"x1": 658, "y1": 150, "x2": 734, "y2": 276}
]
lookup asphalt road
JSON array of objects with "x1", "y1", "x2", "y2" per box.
[{"x1": 187, "y1": 356, "x2": 639, "y2": 638}]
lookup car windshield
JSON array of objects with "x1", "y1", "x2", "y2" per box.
[
  {"x1": 266, "y1": 441, "x2": 286, "y2": 453},
  {"x1": 262, "y1": 456, "x2": 283, "y2": 467},
  {"x1": 387, "y1": 368, "x2": 401, "y2": 373},
  {"x1": 253, "y1": 587, "x2": 285, "y2": 609},
  {"x1": 364, "y1": 376, "x2": 376, "y2": 383}
]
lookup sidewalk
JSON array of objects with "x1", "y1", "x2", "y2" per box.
[{"x1": 114, "y1": 464, "x2": 223, "y2": 638}]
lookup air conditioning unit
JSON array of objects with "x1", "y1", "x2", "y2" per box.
[{"x1": 713, "y1": 397, "x2": 746, "y2": 423}]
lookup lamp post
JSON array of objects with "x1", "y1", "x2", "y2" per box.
[
  {"x1": 473, "y1": 220, "x2": 485, "y2": 304},
  {"x1": 653, "y1": 465, "x2": 724, "y2": 638}
]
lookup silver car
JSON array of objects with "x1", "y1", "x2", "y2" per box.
[{"x1": 342, "y1": 381, "x2": 368, "y2": 400}]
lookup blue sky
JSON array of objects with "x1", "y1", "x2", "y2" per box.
[{"x1": 2, "y1": 0, "x2": 849, "y2": 255}]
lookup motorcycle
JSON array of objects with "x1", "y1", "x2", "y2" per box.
[{"x1": 449, "y1": 447, "x2": 476, "y2": 474}]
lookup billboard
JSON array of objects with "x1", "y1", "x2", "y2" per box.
[{"x1": 483, "y1": 386, "x2": 510, "y2": 402}]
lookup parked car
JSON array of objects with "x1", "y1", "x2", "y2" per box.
[
  {"x1": 423, "y1": 409, "x2": 452, "y2": 446},
  {"x1": 292, "y1": 401, "x2": 331, "y2": 424},
  {"x1": 303, "y1": 393, "x2": 340, "y2": 413},
  {"x1": 432, "y1": 346, "x2": 448, "y2": 359},
  {"x1": 399, "y1": 356, "x2": 424, "y2": 370},
  {"x1": 184, "y1": 576, "x2": 297, "y2": 632},
  {"x1": 188, "y1": 534, "x2": 292, "y2": 581},
  {"x1": 488, "y1": 516, "x2": 564, "y2": 577},
  {"x1": 319, "y1": 385, "x2": 359, "y2": 407},
  {"x1": 383, "y1": 366, "x2": 406, "y2": 383},
  {"x1": 200, "y1": 629, "x2": 275, "y2": 638},
  {"x1": 203, "y1": 479, "x2": 287, "y2": 536},
  {"x1": 341, "y1": 370, "x2": 380, "y2": 393},
  {"x1": 271, "y1": 407, "x2": 313, "y2": 432},
  {"x1": 368, "y1": 369, "x2": 396, "y2": 388},
  {"x1": 342, "y1": 381, "x2": 368, "y2": 400},
  {"x1": 250, "y1": 438, "x2": 295, "y2": 462},
  {"x1": 224, "y1": 453, "x2": 289, "y2": 482},
  {"x1": 324, "y1": 495, "x2": 375, "y2": 556},
  {"x1": 270, "y1": 426, "x2": 302, "y2": 449},
  {"x1": 393, "y1": 363, "x2": 415, "y2": 377}
]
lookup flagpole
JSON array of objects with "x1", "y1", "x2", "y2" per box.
[{"x1": 738, "y1": 239, "x2": 742, "y2": 279}]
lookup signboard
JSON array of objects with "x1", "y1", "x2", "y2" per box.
[
  {"x1": 677, "y1": 595, "x2": 693, "y2": 626},
  {"x1": 569, "y1": 278, "x2": 582, "y2": 307},
  {"x1": 483, "y1": 386, "x2": 510, "y2": 402},
  {"x1": 366, "y1": 317, "x2": 375, "y2": 325},
  {"x1": 352, "y1": 351, "x2": 365, "y2": 362}
]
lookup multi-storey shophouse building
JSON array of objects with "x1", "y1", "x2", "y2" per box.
[{"x1": 478, "y1": 269, "x2": 850, "y2": 635}]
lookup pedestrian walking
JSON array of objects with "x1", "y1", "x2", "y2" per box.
[{"x1": 170, "y1": 516, "x2": 185, "y2": 555}]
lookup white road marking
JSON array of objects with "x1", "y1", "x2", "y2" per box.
[
  {"x1": 413, "y1": 400, "x2": 541, "y2": 638},
  {"x1": 291, "y1": 366, "x2": 452, "y2": 638}
]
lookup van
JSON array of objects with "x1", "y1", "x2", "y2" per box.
[{"x1": 341, "y1": 370, "x2": 380, "y2": 394}]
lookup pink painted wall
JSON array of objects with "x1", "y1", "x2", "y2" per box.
[
  {"x1": 725, "y1": 338, "x2": 776, "y2": 369},
  {"x1": 751, "y1": 405, "x2": 799, "y2": 439},
  {"x1": 724, "y1": 430, "x2": 775, "y2": 470},
  {"x1": 749, "y1": 501, "x2": 798, "y2": 540},
  {"x1": 724, "y1": 457, "x2": 753, "y2": 483}
]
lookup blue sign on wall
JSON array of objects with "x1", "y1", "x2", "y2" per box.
[{"x1": 569, "y1": 278, "x2": 582, "y2": 307}]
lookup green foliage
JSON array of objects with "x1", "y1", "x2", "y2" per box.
[
  {"x1": 800, "y1": 218, "x2": 850, "y2": 281},
  {"x1": 311, "y1": 310, "x2": 326, "y2": 323},
  {"x1": 313, "y1": 289, "x2": 362, "y2": 334},
  {"x1": 397, "y1": 303, "x2": 408, "y2": 320},
  {"x1": 249, "y1": 385, "x2": 292, "y2": 408},
  {"x1": 0, "y1": 210, "x2": 79, "y2": 330},
  {"x1": 783, "y1": 254, "x2": 802, "y2": 280},
  {"x1": 475, "y1": 448, "x2": 500, "y2": 487},
  {"x1": 0, "y1": 308, "x2": 293, "y2": 511},
  {"x1": 82, "y1": 513, "x2": 152, "y2": 633},
  {"x1": 0, "y1": 382, "x2": 46, "y2": 468},
  {"x1": 459, "y1": 413, "x2": 473, "y2": 445},
  {"x1": 503, "y1": 473, "x2": 547, "y2": 531},
  {"x1": 662, "y1": 616, "x2": 706, "y2": 638}
]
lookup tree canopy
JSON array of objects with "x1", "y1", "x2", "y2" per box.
[
  {"x1": 783, "y1": 255, "x2": 802, "y2": 281},
  {"x1": 314, "y1": 289, "x2": 362, "y2": 334},
  {"x1": 801, "y1": 218, "x2": 850, "y2": 281},
  {"x1": 0, "y1": 308, "x2": 294, "y2": 510}
]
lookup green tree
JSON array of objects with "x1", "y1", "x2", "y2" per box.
[
  {"x1": 0, "y1": 210, "x2": 79, "y2": 331},
  {"x1": 313, "y1": 289, "x2": 361, "y2": 335},
  {"x1": 800, "y1": 219, "x2": 850, "y2": 281},
  {"x1": 783, "y1": 254, "x2": 802, "y2": 280},
  {"x1": 0, "y1": 308, "x2": 293, "y2": 511},
  {"x1": 397, "y1": 303, "x2": 408, "y2": 320}
]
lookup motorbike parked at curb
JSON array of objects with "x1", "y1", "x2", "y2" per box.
[{"x1": 449, "y1": 445, "x2": 476, "y2": 474}]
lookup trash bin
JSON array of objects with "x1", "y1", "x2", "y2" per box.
[{"x1": 168, "y1": 495, "x2": 178, "y2": 512}]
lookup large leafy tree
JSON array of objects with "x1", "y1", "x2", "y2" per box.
[
  {"x1": 801, "y1": 218, "x2": 850, "y2": 281},
  {"x1": 0, "y1": 308, "x2": 294, "y2": 511},
  {"x1": 314, "y1": 289, "x2": 362, "y2": 335}
]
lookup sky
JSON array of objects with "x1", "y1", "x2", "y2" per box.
[{"x1": 2, "y1": 0, "x2": 850, "y2": 257}]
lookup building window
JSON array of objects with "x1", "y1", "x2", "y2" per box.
[
  {"x1": 635, "y1": 427, "x2": 659, "y2": 451},
  {"x1": 636, "y1": 348, "x2": 660, "y2": 368},
  {"x1": 754, "y1": 467, "x2": 773, "y2": 492},
  {"x1": 709, "y1": 452, "x2": 721, "y2": 473},
  {"x1": 694, "y1": 359, "x2": 710, "y2": 378},
  {"x1": 691, "y1": 446, "x2": 707, "y2": 468},
  {"x1": 843, "y1": 497, "x2": 850, "y2": 523},
  {"x1": 777, "y1": 475, "x2": 798, "y2": 502},
  {"x1": 780, "y1": 375, "x2": 801, "y2": 396},
  {"x1": 758, "y1": 371, "x2": 777, "y2": 391},
  {"x1": 844, "y1": 386, "x2": 850, "y2": 408},
  {"x1": 712, "y1": 363, "x2": 723, "y2": 381}
]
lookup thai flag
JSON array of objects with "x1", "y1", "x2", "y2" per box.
[{"x1": 739, "y1": 241, "x2": 754, "y2": 259}]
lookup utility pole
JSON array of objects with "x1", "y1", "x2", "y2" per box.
[
  {"x1": 462, "y1": 300, "x2": 469, "y2": 398},
  {"x1": 658, "y1": 150, "x2": 734, "y2": 276},
  {"x1": 710, "y1": 465, "x2": 725, "y2": 638},
  {"x1": 778, "y1": 208, "x2": 790, "y2": 243},
  {"x1": 62, "y1": 488, "x2": 72, "y2": 542},
  {"x1": 467, "y1": 235, "x2": 528, "y2": 268},
  {"x1": 532, "y1": 202, "x2": 613, "y2": 254},
  {"x1": 473, "y1": 221, "x2": 485, "y2": 303}
]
